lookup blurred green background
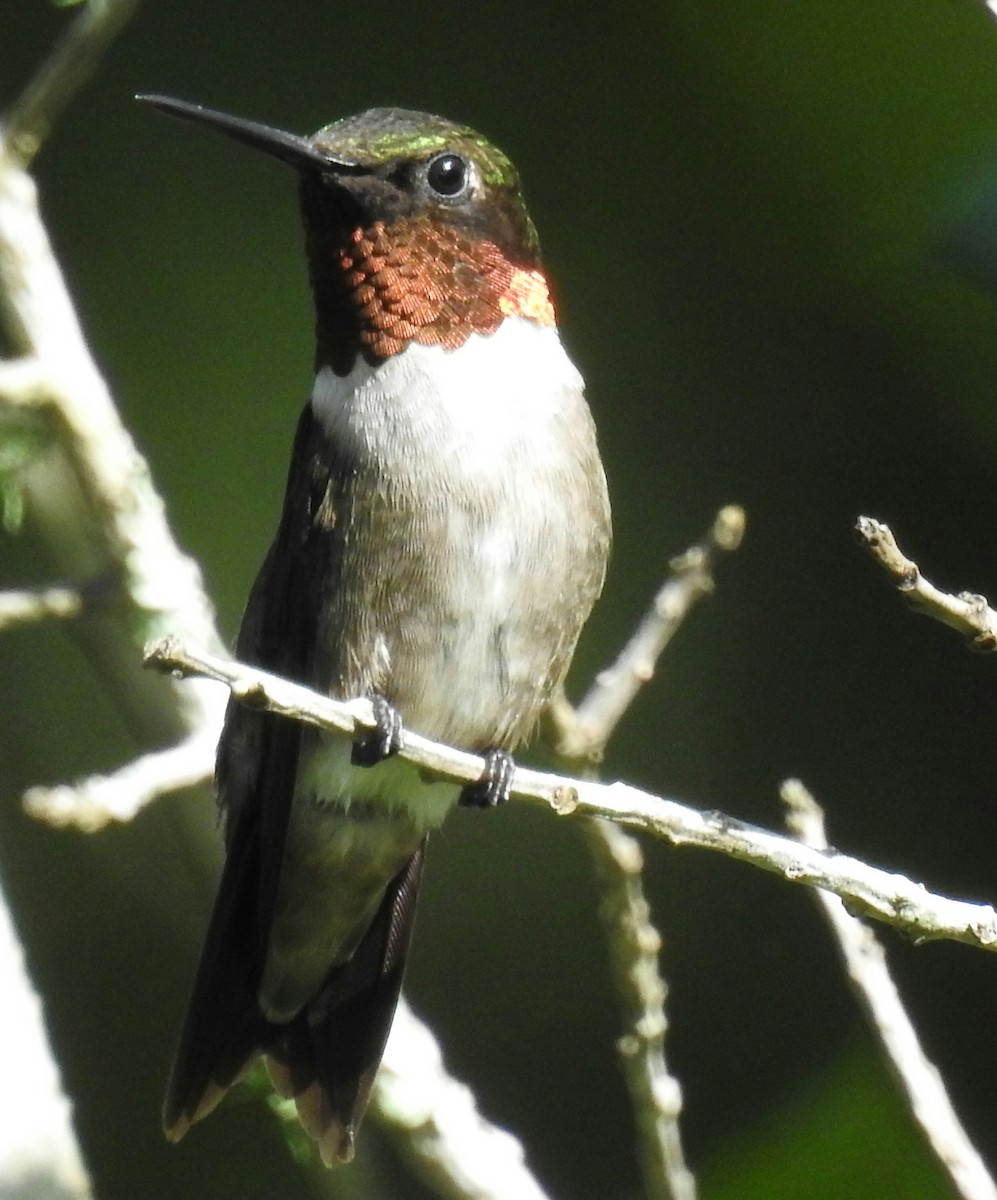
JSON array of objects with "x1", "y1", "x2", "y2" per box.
[{"x1": 5, "y1": 1, "x2": 997, "y2": 1196}]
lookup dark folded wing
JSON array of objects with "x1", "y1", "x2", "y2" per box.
[{"x1": 164, "y1": 402, "x2": 347, "y2": 1137}]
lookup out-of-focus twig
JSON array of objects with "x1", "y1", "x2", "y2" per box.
[
  {"x1": 373, "y1": 998, "x2": 556, "y2": 1200},
  {"x1": 0, "y1": 7, "x2": 149, "y2": 1193},
  {"x1": 1, "y1": 10, "x2": 227, "y2": 810},
  {"x1": 0, "y1": 584, "x2": 82, "y2": 631},
  {"x1": 23, "y1": 729, "x2": 217, "y2": 831},
  {"x1": 783, "y1": 779, "x2": 997, "y2": 1200},
  {"x1": 2, "y1": 0, "x2": 143, "y2": 169},
  {"x1": 0, "y1": 868, "x2": 93, "y2": 1199}
]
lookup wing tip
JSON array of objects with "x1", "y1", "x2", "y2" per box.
[
  {"x1": 294, "y1": 1080, "x2": 357, "y2": 1166},
  {"x1": 162, "y1": 1071, "x2": 248, "y2": 1143}
]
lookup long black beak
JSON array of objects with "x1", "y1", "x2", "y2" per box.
[{"x1": 136, "y1": 94, "x2": 361, "y2": 175}]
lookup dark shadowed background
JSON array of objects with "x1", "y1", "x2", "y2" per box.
[{"x1": 4, "y1": 2, "x2": 997, "y2": 1197}]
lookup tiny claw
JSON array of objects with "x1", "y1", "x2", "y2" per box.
[
  {"x1": 459, "y1": 748, "x2": 515, "y2": 808},
  {"x1": 351, "y1": 695, "x2": 403, "y2": 766}
]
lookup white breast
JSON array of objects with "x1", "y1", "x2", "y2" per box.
[{"x1": 310, "y1": 316, "x2": 584, "y2": 475}]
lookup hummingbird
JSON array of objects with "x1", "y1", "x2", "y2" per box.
[{"x1": 140, "y1": 94, "x2": 612, "y2": 1166}]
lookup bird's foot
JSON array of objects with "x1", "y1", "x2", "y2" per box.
[
  {"x1": 351, "y1": 695, "x2": 404, "y2": 766},
  {"x1": 459, "y1": 748, "x2": 515, "y2": 808}
]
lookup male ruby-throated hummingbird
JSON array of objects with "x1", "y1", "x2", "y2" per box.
[{"x1": 140, "y1": 94, "x2": 612, "y2": 1166}]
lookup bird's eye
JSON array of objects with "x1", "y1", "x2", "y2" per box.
[{"x1": 426, "y1": 153, "x2": 469, "y2": 198}]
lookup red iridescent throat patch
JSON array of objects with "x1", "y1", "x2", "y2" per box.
[{"x1": 337, "y1": 218, "x2": 555, "y2": 360}]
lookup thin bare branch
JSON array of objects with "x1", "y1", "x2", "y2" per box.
[
  {"x1": 583, "y1": 818, "x2": 696, "y2": 1200},
  {"x1": 554, "y1": 505, "x2": 745, "y2": 760},
  {"x1": 147, "y1": 636, "x2": 997, "y2": 958},
  {"x1": 856, "y1": 516, "x2": 997, "y2": 651},
  {"x1": 782, "y1": 779, "x2": 997, "y2": 1200}
]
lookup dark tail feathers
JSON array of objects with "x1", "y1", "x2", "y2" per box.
[{"x1": 163, "y1": 843, "x2": 425, "y2": 1165}]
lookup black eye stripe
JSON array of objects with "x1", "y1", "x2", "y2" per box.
[{"x1": 426, "y1": 153, "x2": 468, "y2": 198}]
